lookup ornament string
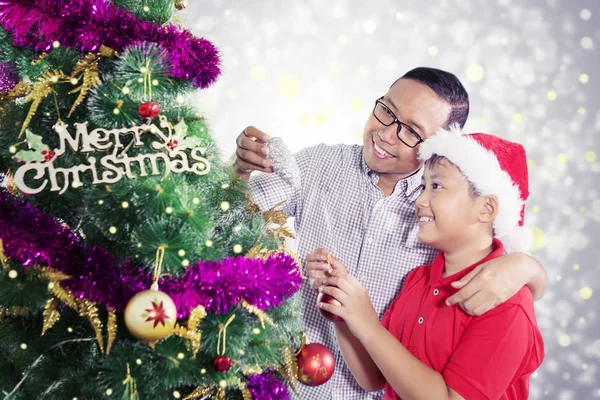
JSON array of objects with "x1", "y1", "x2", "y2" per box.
[
  {"x1": 295, "y1": 331, "x2": 308, "y2": 356},
  {"x1": 151, "y1": 245, "x2": 167, "y2": 291},
  {"x1": 122, "y1": 363, "x2": 139, "y2": 400},
  {"x1": 52, "y1": 91, "x2": 63, "y2": 124},
  {"x1": 217, "y1": 314, "x2": 236, "y2": 356},
  {"x1": 142, "y1": 58, "x2": 152, "y2": 102}
]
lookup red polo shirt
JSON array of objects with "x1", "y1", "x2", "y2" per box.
[{"x1": 381, "y1": 239, "x2": 544, "y2": 400}]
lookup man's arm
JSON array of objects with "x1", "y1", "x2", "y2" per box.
[
  {"x1": 446, "y1": 253, "x2": 548, "y2": 316},
  {"x1": 520, "y1": 253, "x2": 548, "y2": 300}
]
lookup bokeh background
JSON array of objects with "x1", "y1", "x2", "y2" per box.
[{"x1": 183, "y1": 0, "x2": 600, "y2": 398}]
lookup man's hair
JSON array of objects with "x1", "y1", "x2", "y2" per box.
[
  {"x1": 393, "y1": 67, "x2": 470, "y2": 129},
  {"x1": 424, "y1": 154, "x2": 479, "y2": 197}
]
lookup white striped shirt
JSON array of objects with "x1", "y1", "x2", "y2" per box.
[{"x1": 250, "y1": 143, "x2": 438, "y2": 400}]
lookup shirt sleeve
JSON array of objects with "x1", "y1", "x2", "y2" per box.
[
  {"x1": 442, "y1": 302, "x2": 540, "y2": 399},
  {"x1": 248, "y1": 146, "x2": 314, "y2": 217}
]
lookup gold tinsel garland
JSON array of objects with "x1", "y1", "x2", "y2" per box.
[
  {"x1": 41, "y1": 298, "x2": 60, "y2": 335},
  {"x1": 281, "y1": 346, "x2": 299, "y2": 392},
  {"x1": 0, "y1": 239, "x2": 8, "y2": 270},
  {"x1": 19, "y1": 70, "x2": 66, "y2": 136},
  {"x1": 106, "y1": 309, "x2": 118, "y2": 355},
  {"x1": 182, "y1": 387, "x2": 215, "y2": 400},
  {"x1": 240, "y1": 299, "x2": 276, "y2": 329},
  {"x1": 67, "y1": 45, "x2": 117, "y2": 117}
]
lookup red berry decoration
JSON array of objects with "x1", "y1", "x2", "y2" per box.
[
  {"x1": 167, "y1": 140, "x2": 178, "y2": 150},
  {"x1": 213, "y1": 355, "x2": 232, "y2": 372},
  {"x1": 296, "y1": 343, "x2": 335, "y2": 386},
  {"x1": 41, "y1": 150, "x2": 55, "y2": 162},
  {"x1": 138, "y1": 102, "x2": 161, "y2": 119},
  {"x1": 317, "y1": 292, "x2": 344, "y2": 322}
]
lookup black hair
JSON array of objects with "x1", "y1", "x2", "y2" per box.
[
  {"x1": 424, "y1": 154, "x2": 479, "y2": 197},
  {"x1": 393, "y1": 67, "x2": 470, "y2": 129}
]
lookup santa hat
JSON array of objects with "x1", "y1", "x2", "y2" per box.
[{"x1": 418, "y1": 125, "x2": 531, "y2": 253}]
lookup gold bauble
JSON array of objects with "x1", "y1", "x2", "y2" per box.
[
  {"x1": 124, "y1": 289, "x2": 177, "y2": 341},
  {"x1": 174, "y1": 0, "x2": 187, "y2": 10}
]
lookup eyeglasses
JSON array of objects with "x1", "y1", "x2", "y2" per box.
[{"x1": 373, "y1": 97, "x2": 424, "y2": 148}]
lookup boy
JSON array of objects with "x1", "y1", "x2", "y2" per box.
[{"x1": 313, "y1": 127, "x2": 544, "y2": 399}]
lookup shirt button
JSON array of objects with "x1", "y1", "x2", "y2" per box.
[
  {"x1": 433, "y1": 289, "x2": 440, "y2": 296},
  {"x1": 418, "y1": 317, "x2": 424, "y2": 324}
]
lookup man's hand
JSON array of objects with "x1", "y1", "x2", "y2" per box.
[
  {"x1": 305, "y1": 249, "x2": 348, "y2": 291},
  {"x1": 446, "y1": 253, "x2": 531, "y2": 316},
  {"x1": 318, "y1": 274, "x2": 379, "y2": 340},
  {"x1": 233, "y1": 126, "x2": 274, "y2": 182}
]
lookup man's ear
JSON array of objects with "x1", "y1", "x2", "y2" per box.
[{"x1": 479, "y1": 195, "x2": 499, "y2": 223}]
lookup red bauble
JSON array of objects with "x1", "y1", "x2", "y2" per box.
[
  {"x1": 296, "y1": 343, "x2": 335, "y2": 386},
  {"x1": 317, "y1": 292, "x2": 344, "y2": 322},
  {"x1": 138, "y1": 102, "x2": 161, "y2": 119},
  {"x1": 213, "y1": 356, "x2": 232, "y2": 372}
]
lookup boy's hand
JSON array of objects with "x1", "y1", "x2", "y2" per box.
[
  {"x1": 318, "y1": 274, "x2": 379, "y2": 340},
  {"x1": 446, "y1": 253, "x2": 528, "y2": 316},
  {"x1": 305, "y1": 249, "x2": 348, "y2": 291}
]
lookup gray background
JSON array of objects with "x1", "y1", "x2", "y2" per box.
[{"x1": 184, "y1": 0, "x2": 600, "y2": 398}]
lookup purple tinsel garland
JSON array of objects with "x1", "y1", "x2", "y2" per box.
[
  {"x1": 0, "y1": 0, "x2": 221, "y2": 88},
  {"x1": 246, "y1": 369, "x2": 290, "y2": 400},
  {"x1": 0, "y1": 192, "x2": 302, "y2": 318},
  {"x1": 0, "y1": 61, "x2": 19, "y2": 93}
]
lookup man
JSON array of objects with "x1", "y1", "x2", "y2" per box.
[{"x1": 233, "y1": 67, "x2": 547, "y2": 399}]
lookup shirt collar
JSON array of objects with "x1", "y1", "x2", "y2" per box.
[
  {"x1": 360, "y1": 148, "x2": 424, "y2": 197},
  {"x1": 427, "y1": 239, "x2": 505, "y2": 293}
]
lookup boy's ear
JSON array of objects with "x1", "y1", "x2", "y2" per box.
[{"x1": 479, "y1": 195, "x2": 499, "y2": 223}]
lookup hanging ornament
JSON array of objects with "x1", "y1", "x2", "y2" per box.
[
  {"x1": 317, "y1": 253, "x2": 343, "y2": 322},
  {"x1": 124, "y1": 246, "x2": 177, "y2": 341},
  {"x1": 296, "y1": 343, "x2": 335, "y2": 386},
  {"x1": 213, "y1": 313, "x2": 236, "y2": 372},
  {"x1": 138, "y1": 101, "x2": 161, "y2": 119},
  {"x1": 267, "y1": 137, "x2": 301, "y2": 189},
  {"x1": 317, "y1": 293, "x2": 344, "y2": 322},
  {"x1": 174, "y1": 0, "x2": 188, "y2": 10},
  {"x1": 213, "y1": 355, "x2": 232, "y2": 372}
]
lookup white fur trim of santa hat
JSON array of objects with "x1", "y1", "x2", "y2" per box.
[{"x1": 418, "y1": 125, "x2": 528, "y2": 253}]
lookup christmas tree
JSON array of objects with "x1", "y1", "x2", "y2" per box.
[{"x1": 0, "y1": 1, "x2": 312, "y2": 398}]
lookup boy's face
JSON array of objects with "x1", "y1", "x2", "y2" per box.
[
  {"x1": 362, "y1": 79, "x2": 452, "y2": 178},
  {"x1": 415, "y1": 159, "x2": 485, "y2": 251}
]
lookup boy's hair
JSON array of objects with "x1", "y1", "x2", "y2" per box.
[
  {"x1": 393, "y1": 67, "x2": 470, "y2": 129},
  {"x1": 424, "y1": 154, "x2": 479, "y2": 197}
]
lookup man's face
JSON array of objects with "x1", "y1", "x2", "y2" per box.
[{"x1": 362, "y1": 79, "x2": 452, "y2": 176}]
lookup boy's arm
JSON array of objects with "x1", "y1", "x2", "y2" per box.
[
  {"x1": 319, "y1": 273, "x2": 465, "y2": 400},
  {"x1": 447, "y1": 253, "x2": 547, "y2": 316},
  {"x1": 357, "y1": 324, "x2": 465, "y2": 400},
  {"x1": 332, "y1": 322, "x2": 386, "y2": 392}
]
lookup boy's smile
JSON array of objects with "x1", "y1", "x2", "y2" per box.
[{"x1": 415, "y1": 158, "x2": 486, "y2": 252}]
